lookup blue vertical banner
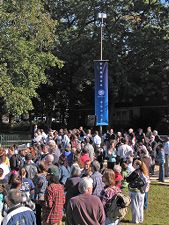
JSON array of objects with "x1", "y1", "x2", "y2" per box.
[{"x1": 94, "y1": 60, "x2": 108, "y2": 126}]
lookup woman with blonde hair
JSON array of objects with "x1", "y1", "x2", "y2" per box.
[
  {"x1": 0, "y1": 148, "x2": 10, "y2": 179},
  {"x1": 129, "y1": 160, "x2": 150, "y2": 223},
  {"x1": 134, "y1": 160, "x2": 149, "y2": 176}
]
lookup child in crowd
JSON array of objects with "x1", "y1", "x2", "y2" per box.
[{"x1": 114, "y1": 165, "x2": 123, "y2": 189}]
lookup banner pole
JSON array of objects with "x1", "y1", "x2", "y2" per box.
[
  {"x1": 100, "y1": 16, "x2": 103, "y2": 137},
  {"x1": 100, "y1": 125, "x2": 102, "y2": 138},
  {"x1": 97, "y1": 13, "x2": 107, "y2": 138},
  {"x1": 100, "y1": 16, "x2": 103, "y2": 61}
]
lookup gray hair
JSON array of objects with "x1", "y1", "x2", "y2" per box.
[
  {"x1": 91, "y1": 160, "x2": 100, "y2": 172},
  {"x1": 48, "y1": 140, "x2": 56, "y2": 147},
  {"x1": 153, "y1": 130, "x2": 158, "y2": 135},
  {"x1": 45, "y1": 154, "x2": 54, "y2": 163},
  {"x1": 7, "y1": 189, "x2": 23, "y2": 205},
  {"x1": 78, "y1": 177, "x2": 93, "y2": 194},
  {"x1": 114, "y1": 164, "x2": 122, "y2": 173},
  {"x1": 70, "y1": 164, "x2": 81, "y2": 177}
]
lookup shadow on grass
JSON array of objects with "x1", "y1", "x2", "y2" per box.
[
  {"x1": 121, "y1": 221, "x2": 160, "y2": 225},
  {"x1": 151, "y1": 182, "x2": 169, "y2": 187},
  {"x1": 121, "y1": 219, "x2": 130, "y2": 223}
]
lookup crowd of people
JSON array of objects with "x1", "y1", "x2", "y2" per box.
[{"x1": 0, "y1": 125, "x2": 169, "y2": 225}]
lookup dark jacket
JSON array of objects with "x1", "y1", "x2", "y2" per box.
[
  {"x1": 10, "y1": 154, "x2": 24, "y2": 171},
  {"x1": 65, "y1": 176, "x2": 81, "y2": 209}
]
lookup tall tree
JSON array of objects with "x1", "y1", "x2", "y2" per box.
[
  {"x1": 102, "y1": 0, "x2": 169, "y2": 128},
  {"x1": 0, "y1": 0, "x2": 63, "y2": 116},
  {"x1": 31, "y1": 0, "x2": 168, "y2": 129},
  {"x1": 37, "y1": 0, "x2": 102, "y2": 127}
]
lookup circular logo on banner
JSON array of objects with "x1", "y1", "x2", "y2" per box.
[{"x1": 98, "y1": 90, "x2": 105, "y2": 96}]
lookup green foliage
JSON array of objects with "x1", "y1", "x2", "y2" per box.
[
  {"x1": 38, "y1": 0, "x2": 168, "y2": 127},
  {"x1": 101, "y1": 0, "x2": 169, "y2": 104},
  {"x1": 0, "y1": 0, "x2": 63, "y2": 115},
  {"x1": 1, "y1": 0, "x2": 168, "y2": 127},
  {"x1": 36, "y1": 0, "x2": 102, "y2": 126}
]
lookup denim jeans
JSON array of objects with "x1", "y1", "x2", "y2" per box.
[
  {"x1": 159, "y1": 163, "x2": 165, "y2": 182},
  {"x1": 144, "y1": 192, "x2": 148, "y2": 209},
  {"x1": 165, "y1": 154, "x2": 169, "y2": 177}
]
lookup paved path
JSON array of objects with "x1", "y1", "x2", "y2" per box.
[{"x1": 150, "y1": 165, "x2": 169, "y2": 185}]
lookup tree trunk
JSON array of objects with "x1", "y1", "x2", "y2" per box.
[{"x1": 46, "y1": 115, "x2": 52, "y2": 130}]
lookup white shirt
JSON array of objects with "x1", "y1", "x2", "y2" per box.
[
  {"x1": 0, "y1": 163, "x2": 10, "y2": 179},
  {"x1": 127, "y1": 163, "x2": 135, "y2": 174},
  {"x1": 164, "y1": 141, "x2": 169, "y2": 155},
  {"x1": 33, "y1": 134, "x2": 42, "y2": 144},
  {"x1": 93, "y1": 135, "x2": 101, "y2": 146},
  {"x1": 62, "y1": 135, "x2": 70, "y2": 148},
  {"x1": 57, "y1": 135, "x2": 63, "y2": 145},
  {"x1": 117, "y1": 144, "x2": 133, "y2": 159},
  {"x1": 42, "y1": 132, "x2": 48, "y2": 140}
]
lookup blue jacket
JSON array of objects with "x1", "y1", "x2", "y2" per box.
[
  {"x1": 3, "y1": 205, "x2": 36, "y2": 225},
  {"x1": 59, "y1": 165, "x2": 71, "y2": 185}
]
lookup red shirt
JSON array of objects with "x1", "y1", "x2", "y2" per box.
[
  {"x1": 44, "y1": 183, "x2": 65, "y2": 224},
  {"x1": 80, "y1": 154, "x2": 90, "y2": 167},
  {"x1": 115, "y1": 172, "x2": 123, "y2": 189}
]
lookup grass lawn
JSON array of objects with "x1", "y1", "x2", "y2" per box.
[
  {"x1": 62, "y1": 182, "x2": 169, "y2": 225},
  {"x1": 121, "y1": 182, "x2": 169, "y2": 225}
]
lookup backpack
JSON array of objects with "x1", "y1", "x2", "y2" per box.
[
  {"x1": 126, "y1": 170, "x2": 145, "y2": 193},
  {"x1": 107, "y1": 193, "x2": 131, "y2": 221}
]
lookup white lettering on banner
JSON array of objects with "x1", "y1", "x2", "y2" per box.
[{"x1": 99, "y1": 62, "x2": 104, "y2": 121}]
